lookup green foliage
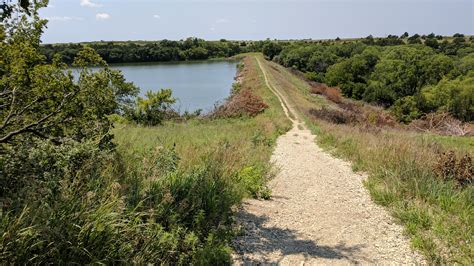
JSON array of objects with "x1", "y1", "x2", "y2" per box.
[
  {"x1": 262, "y1": 41, "x2": 282, "y2": 60},
  {"x1": 129, "y1": 89, "x2": 176, "y2": 126},
  {"x1": 237, "y1": 166, "x2": 271, "y2": 199},
  {"x1": 325, "y1": 47, "x2": 380, "y2": 98},
  {"x1": 0, "y1": 14, "x2": 138, "y2": 145},
  {"x1": 390, "y1": 96, "x2": 422, "y2": 123},
  {"x1": 421, "y1": 71, "x2": 474, "y2": 121},
  {"x1": 1, "y1": 3, "x2": 248, "y2": 264},
  {"x1": 0, "y1": 141, "x2": 240, "y2": 264},
  {"x1": 269, "y1": 36, "x2": 472, "y2": 122},
  {"x1": 304, "y1": 71, "x2": 324, "y2": 82},
  {"x1": 40, "y1": 37, "x2": 258, "y2": 64}
]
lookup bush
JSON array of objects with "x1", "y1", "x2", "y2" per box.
[
  {"x1": 309, "y1": 107, "x2": 356, "y2": 124},
  {"x1": 434, "y1": 151, "x2": 473, "y2": 187},
  {"x1": 309, "y1": 83, "x2": 342, "y2": 103},
  {"x1": 212, "y1": 89, "x2": 268, "y2": 118},
  {"x1": 128, "y1": 89, "x2": 176, "y2": 126},
  {"x1": 237, "y1": 166, "x2": 271, "y2": 199},
  {"x1": 325, "y1": 87, "x2": 343, "y2": 104},
  {"x1": 390, "y1": 96, "x2": 422, "y2": 123},
  {"x1": 0, "y1": 142, "x2": 242, "y2": 264},
  {"x1": 304, "y1": 71, "x2": 324, "y2": 82},
  {"x1": 420, "y1": 72, "x2": 474, "y2": 122}
]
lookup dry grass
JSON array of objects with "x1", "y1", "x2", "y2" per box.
[
  {"x1": 308, "y1": 107, "x2": 356, "y2": 124},
  {"x1": 410, "y1": 112, "x2": 474, "y2": 136},
  {"x1": 310, "y1": 83, "x2": 343, "y2": 104}
]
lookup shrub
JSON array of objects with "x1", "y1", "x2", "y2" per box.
[
  {"x1": 390, "y1": 96, "x2": 422, "y2": 123},
  {"x1": 304, "y1": 71, "x2": 324, "y2": 82},
  {"x1": 212, "y1": 89, "x2": 268, "y2": 118},
  {"x1": 310, "y1": 83, "x2": 328, "y2": 95},
  {"x1": 325, "y1": 87, "x2": 343, "y2": 104},
  {"x1": 309, "y1": 107, "x2": 356, "y2": 124},
  {"x1": 237, "y1": 166, "x2": 271, "y2": 199},
  {"x1": 434, "y1": 151, "x2": 473, "y2": 187},
  {"x1": 310, "y1": 83, "x2": 342, "y2": 103},
  {"x1": 0, "y1": 143, "x2": 241, "y2": 264},
  {"x1": 128, "y1": 89, "x2": 176, "y2": 126}
]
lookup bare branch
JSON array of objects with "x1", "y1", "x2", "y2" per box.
[
  {"x1": 0, "y1": 86, "x2": 18, "y2": 130},
  {"x1": 0, "y1": 90, "x2": 76, "y2": 143}
]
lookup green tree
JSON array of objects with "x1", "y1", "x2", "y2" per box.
[
  {"x1": 131, "y1": 89, "x2": 176, "y2": 126},
  {"x1": 424, "y1": 38, "x2": 439, "y2": 49},
  {"x1": 390, "y1": 96, "x2": 421, "y2": 123},
  {"x1": 325, "y1": 47, "x2": 380, "y2": 98},
  {"x1": 262, "y1": 41, "x2": 282, "y2": 60},
  {"x1": 421, "y1": 71, "x2": 474, "y2": 121},
  {"x1": 0, "y1": 0, "x2": 138, "y2": 208}
]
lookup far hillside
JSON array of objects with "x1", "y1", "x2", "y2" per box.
[{"x1": 263, "y1": 33, "x2": 473, "y2": 125}]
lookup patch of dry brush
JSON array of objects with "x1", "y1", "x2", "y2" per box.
[
  {"x1": 434, "y1": 150, "x2": 473, "y2": 187},
  {"x1": 212, "y1": 89, "x2": 268, "y2": 118},
  {"x1": 310, "y1": 83, "x2": 342, "y2": 104},
  {"x1": 409, "y1": 112, "x2": 473, "y2": 136},
  {"x1": 211, "y1": 60, "x2": 269, "y2": 118}
]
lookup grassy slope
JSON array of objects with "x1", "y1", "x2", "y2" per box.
[
  {"x1": 256, "y1": 54, "x2": 473, "y2": 264},
  {"x1": 114, "y1": 54, "x2": 290, "y2": 170}
]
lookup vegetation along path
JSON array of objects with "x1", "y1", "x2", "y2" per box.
[{"x1": 232, "y1": 57, "x2": 425, "y2": 264}]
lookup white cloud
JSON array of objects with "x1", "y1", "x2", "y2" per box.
[
  {"x1": 153, "y1": 14, "x2": 161, "y2": 19},
  {"x1": 80, "y1": 0, "x2": 102, "y2": 8},
  {"x1": 210, "y1": 26, "x2": 216, "y2": 31},
  {"x1": 216, "y1": 18, "x2": 229, "y2": 24},
  {"x1": 46, "y1": 16, "x2": 83, "y2": 22},
  {"x1": 96, "y1": 13, "x2": 110, "y2": 20}
]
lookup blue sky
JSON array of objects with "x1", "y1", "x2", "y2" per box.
[{"x1": 40, "y1": 0, "x2": 473, "y2": 43}]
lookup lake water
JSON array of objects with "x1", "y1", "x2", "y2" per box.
[{"x1": 110, "y1": 60, "x2": 238, "y2": 113}]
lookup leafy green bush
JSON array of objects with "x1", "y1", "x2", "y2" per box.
[
  {"x1": 390, "y1": 96, "x2": 422, "y2": 123},
  {"x1": 421, "y1": 71, "x2": 474, "y2": 121},
  {"x1": 128, "y1": 89, "x2": 176, "y2": 126},
  {"x1": 237, "y1": 166, "x2": 271, "y2": 199}
]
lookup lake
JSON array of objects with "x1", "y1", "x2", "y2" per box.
[{"x1": 109, "y1": 60, "x2": 238, "y2": 113}]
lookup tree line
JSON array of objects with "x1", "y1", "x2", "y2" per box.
[
  {"x1": 40, "y1": 39, "x2": 265, "y2": 64},
  {"x1": 263, "y1": 34, "x2": 474, "y2": 122}
]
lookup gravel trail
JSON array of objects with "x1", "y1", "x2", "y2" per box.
[{"x1": 232, "y1": 58, "x2": 424, "y2": 265}]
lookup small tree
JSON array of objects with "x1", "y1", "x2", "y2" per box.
[
  {"x1": 131, "y1": 89, "x2": 176, "y2": 126},
  {"x1": 262, "y1": 41, "x2": 282, "y2": 60}
]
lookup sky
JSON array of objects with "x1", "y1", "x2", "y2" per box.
[{"x1": 40, "y1": 0, "x2": 474, "y2": 43}]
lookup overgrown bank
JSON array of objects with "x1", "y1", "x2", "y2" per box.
[
  {"x1": 0, "y1": 2, "x2": 290, "y2": 262},
  {"x1": 257, "y1": 56, "x2": 473, "y2": 264}
]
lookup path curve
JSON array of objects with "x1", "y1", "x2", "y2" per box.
[{"x1": 232, "y1": 57, "x2": 424, "y2": 265}]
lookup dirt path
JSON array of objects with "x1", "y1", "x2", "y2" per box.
[{"x1": 232, "y1": 58, "x2": 424, "y2": 265}]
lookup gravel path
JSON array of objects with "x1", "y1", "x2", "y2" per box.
[{"x1": 232, "y1": 58, "x2": 424, "y2": 265}]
